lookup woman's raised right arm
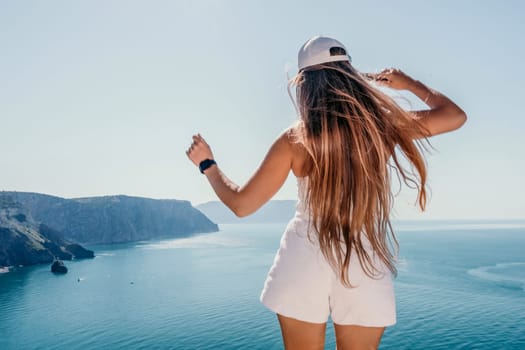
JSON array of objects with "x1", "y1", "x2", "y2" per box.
[{"x1": 373, "y1": 68, "x2": 467, "y2": 137}]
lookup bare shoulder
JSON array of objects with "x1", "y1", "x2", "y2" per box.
[
  {"x1": 277, "y1": 125, "x2": 301, "y2": 153},
  {"x1": 279, "y1": 123, "x2": 310, "y2": 177}
]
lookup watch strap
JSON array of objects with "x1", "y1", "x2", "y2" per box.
[{"x1": 199, "y1": 159, "x2": 217, "y2": 174}]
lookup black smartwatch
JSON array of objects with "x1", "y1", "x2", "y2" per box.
[{"x1": 199, "y1": 159, "x2": 217, "y2": 174}]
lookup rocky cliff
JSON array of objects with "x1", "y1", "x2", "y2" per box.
[
  {"x1": 0, "y1": 195, "x2": 94, "y2": 268},
  {"x1": 4, "y1": 192, "x2": 218, "y2": 244}
]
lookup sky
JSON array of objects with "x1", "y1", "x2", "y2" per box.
[{"x1": 0, "y1": 0, "x2": 524, "y2": 220}]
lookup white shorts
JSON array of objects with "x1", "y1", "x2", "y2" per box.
[{"x1": 259, "y1": 217, "x2": 396, "y2": 326}]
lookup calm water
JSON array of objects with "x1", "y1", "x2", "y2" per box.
[{"x1": 1, "y1": 221, "x2": 525, "y2": 349}]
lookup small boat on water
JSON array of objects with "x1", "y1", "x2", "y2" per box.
[{"x1": 0, "y1": 266, "x2": 9, "y2": 273}]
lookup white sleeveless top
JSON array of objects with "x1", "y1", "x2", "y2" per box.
[
  {"x1": 295, "y1": 176, "x2": 310, "y2": 221},
  {"x1": 292, "y1": 175, "x2": 374, "y2": 250}
]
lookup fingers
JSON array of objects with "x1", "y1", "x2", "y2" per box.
[
  {"x1": 374, "y1": 73, "x2": 391, "y2": 85},
  {"x1": 186, "y1": 133, "x2": 209, "y2": 158},
  {"x1": 198, "y1": 133, "x2": 208, "y2": 146},
  {"x1": 363, "y1": 68, "x2": 402, "y2": 84},
  {"x1": 368, "y1": 68, "x2": 404, "y2": 87},
  {"x1": 192, "y1": 133, "x2": 208, "y2": 145},
  {"x1": 365, "y1": 69, "x2": 386, "y2": 83},
  {"x1": 186, "y1": 135, "x2": 197, "y2": 156},
  {"x1": 379, "y1": 67, "x2": 400, "y2": 74},
  {"x1": 377, "y1": 68, "x2": 395, "y2": 80}
]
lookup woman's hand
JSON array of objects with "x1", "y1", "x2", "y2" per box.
[
  {"x1": 186, "y1": 133, "x2": 214, "y2": 167},
  {"x1": 370, "y1": 68, "x2": 415, "y2": 90},
  {"x1": 371, "y1": 69, "x2": 467, "y2": 137}
]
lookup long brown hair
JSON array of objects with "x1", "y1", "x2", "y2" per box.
[{"x1": 289, "y1": 59, "x2": 432, "y2": 287}]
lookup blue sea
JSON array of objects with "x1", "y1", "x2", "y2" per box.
[{"x1": 1, "y1": 220, "x2": 524, "y2": 349}]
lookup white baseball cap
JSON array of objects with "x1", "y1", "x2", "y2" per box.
[{"x1": 298, "y1": 35, "x2": 351, "y2": 71}]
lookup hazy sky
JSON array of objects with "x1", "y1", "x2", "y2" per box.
[{"x1": 1, "y1": 0, "x2": 523, "y2": 219}]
